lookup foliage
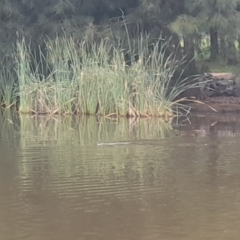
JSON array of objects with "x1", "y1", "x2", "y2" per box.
[
  {"x1": 1, "y1": 0, "x2": 240, "y2": 66},
  {"x1": 0, "y1": 0, "x2": 139, "y2": 56},
  {"x1": 171, "y1": 0, "x2": 240, "y2": 62},
  {"x1": 0, "y1": 32, "x2": 198, "y2": 118},
  {"x1": 2, "y1": 0, "x2": 240, "y2": 116}
]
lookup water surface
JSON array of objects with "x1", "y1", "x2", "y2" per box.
[{"x1": 1, "y1": 112, "x2": 240, "y2": 240}]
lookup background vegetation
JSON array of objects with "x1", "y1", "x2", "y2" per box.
[
  {"x1": 0, "y1": 0, "x2": 240, "y2": 67},
  {"x1": 0, "y1": 0, "x2": 240, "y2": 116}
]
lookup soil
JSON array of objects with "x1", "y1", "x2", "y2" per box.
[
  {"x1": 210, "y1": 72, "x2": 235, "y2": 80},
  {"x1": 188, "y1": 72, "x2": 240, "y2": 113},
  {"x1": 189, "y1": 96, "x2": 240, "y2": 113}
]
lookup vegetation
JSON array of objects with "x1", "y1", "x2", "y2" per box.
[
  {"x1": 1, "y1": 0, "x2": 240, "y2": 117},
  {"x1": 171, "y1": 0, "x2": 240, "y2": 70},
  {"x1": 0, "y1": 32, "x2": 199, "y2": 118}
]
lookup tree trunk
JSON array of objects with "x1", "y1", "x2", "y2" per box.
[
  {"x1": 183, "y1": 36, "x2": 196, "y2": 75},
  {"x1": 220, "y1": 37, "x2": 227, "y2": 59},
  {"x1": 210, "y1": 27, "x2": 219, "y2": 60}
]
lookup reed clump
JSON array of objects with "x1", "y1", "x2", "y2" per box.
[{"x1": 0, "y1": 33, "x2": 199, "y2": 118}]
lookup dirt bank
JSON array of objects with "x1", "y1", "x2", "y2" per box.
[
  {"x1": 189, "y1": 96, "x2": 240, "y2": 113},
  {"x1": 188, "y1": 72, "x2": 240, "y2": 113},
  {"x1": 210, "y1": 72, "x2": 235, "y2": 80}
]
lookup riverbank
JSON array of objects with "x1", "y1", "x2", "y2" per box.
[
  {"x1": 188, "y1": 72, "x2": 240, "y2": 113},
  {"x1": 189, "y1": 96, "x2": 240, "y2": 113}
]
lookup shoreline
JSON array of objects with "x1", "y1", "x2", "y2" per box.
[
  {"x1": 188, "y1": 72, "x2": 240, "y2": 113},
  {"x1": 188, "y1": 96, "x2": 240, "y2": 113}
]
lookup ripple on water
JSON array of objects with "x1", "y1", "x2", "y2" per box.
[{"x1": 1, "y1": 117, "x2": 240, "y2": 239}]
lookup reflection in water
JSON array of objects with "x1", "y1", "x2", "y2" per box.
[{"x1": 0, "y1": 112, "x2": 240, "y2": 239}]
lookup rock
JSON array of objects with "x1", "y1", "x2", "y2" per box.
[
  {"x1": 233, "y1": 85, "x2": 240, "y2": 97},
  {"x1": 199, "y1": 73, "x2": 237, "y2": 98}
]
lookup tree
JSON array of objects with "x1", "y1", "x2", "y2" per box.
[
  {"x1": 0, "y1": 0, "x2": 139, "y2": 57},
  {"x1": 186, "y1": 0, "x2": 240, "y2": 60}
]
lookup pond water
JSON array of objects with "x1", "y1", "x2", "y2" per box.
[{"x1": 1, "y1": 112, "x2": 240, "y2": 240}]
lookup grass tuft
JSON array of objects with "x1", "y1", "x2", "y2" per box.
[{"x1": 0, "y1": 32, "x2": 199, "y2": 119}]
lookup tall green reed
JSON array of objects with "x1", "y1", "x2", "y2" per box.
[
  {"x1": 13, "y1": 35, "x2": 74, "y2": 114},
  {"x1": 8, "y1": 31, "x2": 199, "y2": 118},
  {"x1": 0, "y1": 68, "x2": 17, "y2": 108},
  {"x1": 14, "y1": 36, "x2": 34, "y2": 113}
]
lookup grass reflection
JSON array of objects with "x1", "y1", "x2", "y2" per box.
[
  {"x1": 0, "y1": 112, "x2": 174, "y2": 180},
  {"x1": 16, "y1": 115, "x2": 175, "y2": 145}
]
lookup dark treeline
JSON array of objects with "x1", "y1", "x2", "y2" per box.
[
  {"x1": 1, "y1": 0, "x2": 240, "y2": 72},
  {"x1": 1, "y1": 0, "x2": 240, "y2": 116}
]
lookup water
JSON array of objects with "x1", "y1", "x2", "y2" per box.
[{"x1": 1, "y1": 112, "x2": 240, "y2": 240}]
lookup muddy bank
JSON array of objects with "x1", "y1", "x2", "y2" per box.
[
  {"x1": 186, "y1": 72, "x2": 240, "y2": 113},
  {"x1": 188, "y1": 96, "x2": 240, "y2": 113}
]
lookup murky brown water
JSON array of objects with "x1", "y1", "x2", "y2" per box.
[{"x1": 1, "y1": 112, "x2": 240, "y2": 240}]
